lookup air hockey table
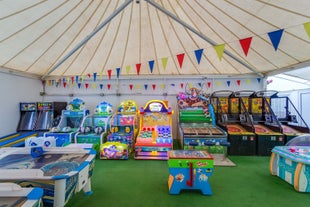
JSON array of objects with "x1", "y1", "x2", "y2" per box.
[
  {"x1": 167, "y1": 150, "x2": 214, "y2": 195},
  {"x1": 0, "y1": 146, "x2": 96, "y2": 207},
  {"x1": 0, "y1": 183, "x2": 43, "y2": 207},
  {"x1": 270, "y1": 146, "x2": 310, "y2": 192}
]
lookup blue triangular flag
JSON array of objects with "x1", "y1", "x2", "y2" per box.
[
  {"x1": 148, "y1": 60, "x2": 154, "y2": 73},
  {"x1": 227, "y1": 80, "x2": 231, "y2": 86},
  {"x1": 268, "y1": 29, "x2": 284, "y2": 51},
  {"x1": 194, "y1": 49, "x2": 204, "y2": 64},
  {"x1": 93, "y1": 73, "x2": 97, "y2": 81},
  {"x1": 144, "y1": 84, "x2": 148, "y2": 90},
  {"x1": 116, "y1": 68, "x2": 121, "y2": 78},
  {"x1": 257, "y1": 78, "x2": 261, "y2": 83},
  {"x1": 99, "y1": 84, "x2": 103, "y2": 90}
]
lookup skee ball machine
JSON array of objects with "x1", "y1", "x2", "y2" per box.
[
  {"x1": 269, "y1": 92, "x2": 310, "y2": 143},
  {"x1": 134, "y1": 100, "x2": 173, "y2": 160},
  {"x1": 100, "y1": 100, "x2": 139, "y2": 160},
  {"x1": 249, "y1": 91, "x2": 284, "y2": 156},
  {"x1": 44, "y1": 98, "x2": 89, "y2": 147},
  {"x1": 177, "y1": 87, "x2": 227, "y2": 154},
  {"x1": 213, "y1": 90, "x2": 256, "y2": 156},
  {"x1": 75, "y1": 101, "x2": 113, "y2": 152}
]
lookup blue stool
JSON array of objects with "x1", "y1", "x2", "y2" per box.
[
  {"x1": 204, "y1": 140, "x2": 215, "y2": 153},
  {"x1": 220, "y1": 140, "x2": 231, "y2": 158}
]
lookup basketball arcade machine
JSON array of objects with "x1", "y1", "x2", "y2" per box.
[
  {"x1": 75, "y1": 101, "x2": 113, "y2": 152},
  {"x1": 134, "y1": 100, "x2": 173, "y2": 160},
  {"x1": 248, "y1": 90, "x2": 284, "y2": 156},
  {"x1": 44, "y1": 98, "x2": 89, "y2": 147},
  {"x1": 211, "y1": 90, "x2": 256, "y2": 155},
  {"x1": 100, "y1": 100, "x2": 139, "y2": 159},
  {"x1": 269, "y1": 92, "x2": 310, "y2": 143},
  {"x1": 0, "y1": 102, "x2": 38, "y2": 148},
  {"x1": 177, "y1": 87, "x2": 227, "y2": 153}
]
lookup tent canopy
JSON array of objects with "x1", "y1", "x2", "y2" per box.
[{"x1": 0, "y1": 0, "x2": 309, "y2": 80}]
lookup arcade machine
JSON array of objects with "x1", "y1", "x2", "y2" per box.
[
  {"x1": 269, "y1": 92, "x2": 310, "y2": 143},
  {"x1": 100, "y1": 100, "x2": 139, "y2": 160},
  {"x1": 212, "y1": 90, "x2": 256, "y2": 156},
  {"x1": 35, "y1": 102, "x2": 54, "y2": 132},
  {"x1": 248, "y1": 90, "x2": 284, "y2": 156},
  {"x1": 44, "y1": 98, "x2": 89, "y2": 147},
  {"x1": 177, "y1": 87, "x2": 227, "y2": 154},
  {"x1": 134, "y1": 100, "x2": 173, "y2": 160},
  {"x1": 167, "y1": 150, "x2": 214, "y2": 195},
  {"x1": 0, "y1": 102, "x2": 38, "y2": 148},
  {"x1": 75, "y1": 101, "x2": 113, "y2": 152}
]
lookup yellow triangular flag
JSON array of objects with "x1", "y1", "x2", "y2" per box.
[
  {"x1": 126, "y1": 65, "x2": 131, "y2": 74},
  {"x1": 216, "y1": 81, "x2": 222, "y2": 86},
  {"x1": 161, "y1": 84, "x2": 165, "y2": 90},
  {"x1": 136, "y1": 84, "x2": 141, "y2": 90},
  {"x1": 99, "y1": 72, "x2": 103, "y2": 80},
  {"x1": 189, "y1": 83, "x2": 193, "y2": 88},
  {"x1": 92, "y1": 83, "x2": 96, "y2": 89},
  {"x1": 246, "y1": 79, "x2": 251, "y2": 84},
  {"x1": 161, "y1": 57, "x2": 168, "y2": 70},
  {"x1": 214, "y1": 44, "x2": 225, "y2": 61},
  {"x1": 81, "y1": 76, "x2": 84, "y2": 83},
  {"x1": 304, "y1": 22, "x2": 310, "y2": 38}
]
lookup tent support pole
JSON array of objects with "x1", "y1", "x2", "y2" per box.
[
  {"x1": 145, "y1": 0, "x2": 263, "y2": 77},
  {"x1": 41, "y1": 0, "x2": 133, "y2": 80}
]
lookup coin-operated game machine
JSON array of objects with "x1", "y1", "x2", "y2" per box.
[
  {"x1": 44, "y1": 98, "x2": 89, "y2": 147},
  {"x1": 134, "y1": 100, "x2": 173, "y2": 160},
  {"x1": 269, "y1": 92, "x2": 310, "y2": 143},
  {"x1": 0, "y1": 103, "x2": 38, "y2": 148},
  {"x1": 177, "y1": 87, "x2": 227, "y2": 154},
  {"x1": 213, "y1": 90, "x2": 256, "y2": 156},
  {"x1": 249, "y1": 91, "x2": 284, "y2": 156},
  {"x1": 167, "y1": 150, "x2": 214, "y2": 195},
  {"x1": 100, "y1": 100, "x2": 139, "y2": 160},
  {"x1": 76, "y1": 101, "x2": 113, "y2": 152}
]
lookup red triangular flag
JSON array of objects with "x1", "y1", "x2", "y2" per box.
[
  {"x1": 107, "y1": 84, "x2": 111, "y2": 90},
  {"x1": 152, "y1": 84, "x2": 156, "y2": 90},
  {"x1": 176, "y1": 53, "x2": 185, "y2": 68},
  {"x1": 136, "y1": 63, "x2": 141, "y2": 75},
  {"x1": 239, "y1": 37, "x2": 252, "y2": 56},
  {"x1": 207, "y1": 82, "x2": 211, "y2": 88},
  {"x1": 180, "y1": 83, "x2": 184, "y2": 88},
  {"x1": 63, "y1": 82, "x2": 67, "y2": 88},
  {"x1": 237, "y1": 80, "x2": 241, "y2": 86},
  {"x1": 107, "y1": 69, "x2": 112, "y2": 79},
  {"x1": 129, "y1": 84, "x2": 133, "y2": 90},
  {"x1": 71, "y1": 76, "x2": 74, "y2": 84},
  {"x1": 85, "y1": 83, "x2": 89, "y2": 89}
]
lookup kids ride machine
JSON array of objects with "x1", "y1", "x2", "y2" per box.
[
  {"x1": 75, "y1": 101, "x2": 114, "y2": 152},
  {"x1": 100, "y1": 100, "x2": 139, "y2": 160},
  {"x1": 134, "y1": 100, "x2": 173, "y2": 160},
  {"x1": 44, "y1": 98, "x2": 89, "y2": 147}
]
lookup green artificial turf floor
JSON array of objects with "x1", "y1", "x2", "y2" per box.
[{"x1": 65, "y1": 155, "x2": 310, "y2": 207}]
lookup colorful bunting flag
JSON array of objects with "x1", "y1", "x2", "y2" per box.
[
  {"x1": 148, "y1": 60, "x2": 154, "y2": 73},
  {"x1": 99, "y1": 84, "x2": 103, "y2": 90},
  {"x1": 152, "y1": 84, "x2": 156, "y2": 90},
  {"x1": 78, "y1": 83, "x2": 81, "y2": 89},
  {"x1": 268, "y1": 29, "x2": 284, "y2": 51},
  {"x1": 161, "y1": 57, "x2": 168, "y2": 70},
  {"x1": 236, "y1": 80, "x2": 241, "y2": 86},
  {"x1": 126, "y1": 65, "x2": 131, "y2": 74},
  {"x1": 116, "y1": 68, "x2": 121, "y2": 78},
  {"x1": 144, "y1": 84, "x2": 148, "y2": 90},
  {"x1": 257, "y1": 78, "x2": 261, "y2": 83},
  {"x1": 176, "y1": 53, "x2": 185, "y2": 68},
  {"x1": 214, "y1": 44, "x2": 225, "y2": 61},
  {"x1": 136, "y1": 63, "x2": 141, "y2": 75},
  {"x1": 226, "y1": 81, "x2": 230, "y2": 86},
  {"x1": 129, "y1": 84, "x2": 133, "y2": 90},
  {"x1": 180, "y1": 83, "x2": 184, "y2": 88},
  {"x1": 93, "y1": 73, "x2": 97, "y2": 81},
  {"x1": 304, "y1": 22, "x2": 310, "y2": 38},
  {"x1": 85, "y1": 83, "x2": 89, "y2": 89},
  {"x1": 207, "y1": 82, "x2": 211, "y2": 88},
  {"x1": 194, "y1": 49, "x2": 203, "y2": 64},
  {"x1": 107, "y1": 69, "x2": 112, "y2": 79},
  {"x1": 239, "y1": 37, "x2": 252, "y2": 56},
  {"x1": 107, "y1": 83, "x2": 111, "y2": 90}
]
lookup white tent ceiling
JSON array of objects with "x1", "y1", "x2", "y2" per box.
[{"x1": 0, "y1": 0, "x2": 309, "y2": 80}]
